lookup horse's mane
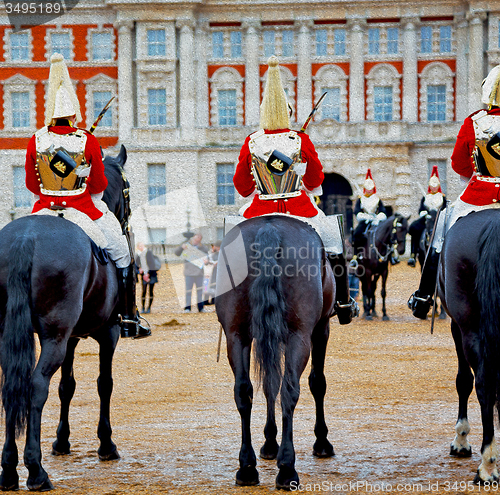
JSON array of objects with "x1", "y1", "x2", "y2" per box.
[{"x1": 102, "y1": 145, "x2": 128, "y2": 224}]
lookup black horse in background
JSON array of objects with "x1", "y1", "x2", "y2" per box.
[
  {"x1": 354, "y1": 214, "x2": 409, "y2": 320},
  {"x1": 0, "y1": 146, "x2": 130, "y2": 491},
  {"x1": 439, "y1": 209, "x2": 500, "y2": 484},
  {"x1": 417, "y1": 209, "x2": 446, "y2": 319},
  {"x1": 216, "y1": 215, "x2": 337, "y2": 490}
]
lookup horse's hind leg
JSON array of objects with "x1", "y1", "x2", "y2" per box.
[
  {"x1": 25, "y1": 340, "x2": 69, "y2": 491},
  {"x1": 227, "y1": 332, "x2": 259, "y2": 486},
  {"x1": 0, "y1": 422, "x2": 20, "y2": 491},
  {"x1": 276, "y1": 334, "x2": 310, "y2": 490},
  {"x1": 309, "y1": 318, "x2": 334, "y2": 458},
  {"x1": 52, "y1": 337, "x2": 79, "y2": 456},
  {"x1": 260, "y1": 380, "x2": 279, "y2": 460},
  {"x1": 450, "y1": 321, "x2": 473, "y2": 458},
  {"x1": 381, "y1": 271, "x2": 389, "y2": 321},
  {"x1": 95, "y1": 327, "x2": 120, "y2": 461}
]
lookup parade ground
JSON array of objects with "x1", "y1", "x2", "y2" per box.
[{"x1": 8, "y1": 262, "x2": 487, "y2": 495}]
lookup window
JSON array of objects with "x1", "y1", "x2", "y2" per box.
[
  {"x1": 420, "y1": 26, "x2": 433, "y2": 53},
  {"x1": 148, "y1": 164, "x2": 166, "y2": 205},
  {"x1": 217, "y1": 163, "x2": 235, "y2": 205},
  {"x1": 316, "y1": 29, "x2": 327, "y2": 56},
  {"x1": 148, "y1": 89, "x2": 167, "y2": 125},
  {"x1": 387, "y1": 27, "x2": 399, "y2": 54},
  {"x1": 12, "y1": 92, "x2": 30, "y2": 128},
  {"x1": 263, "y1": 30, "x2": 275, "y2": 57},
  {"x1": 13, "y1": 167, "x2": 32, "y2": 208},
  {"x1": 51, "y1": 32, "x2": 71, "y2": 59},
  {"x1": 322, "y1": 87, "x2": 340, "y2": 121},
  {"x1": 212, "y1": 31, "x2": 224, "y2": 58},
  {"x1": 427, "y1": 85, "x2": 446, "y2": 122},
  {"x1": 428, "y1": 159, "x2": 447, "y2": 194},
  {"x1": 334, "y1": 29, "x2": 346, "y2": 56},
  {"x1": 373, "y1": 86, "x2": 393, "y2": 121},
  {"x1": 230, "y1": 31, "x2": 242, "y2": 58},
  {"x1": 368, "y1": 28, "x2": 380, "y2": 55},
  {"x1": 282, "y1": 30, "x2": 294, "y2": 57},
  {"x1": 439, "y1": 25, "x2": 452, "y2": 53},
  {"x1": 217, "y1": 227, "x2": 225, "y2": 241},
  {"x1": 148, "y1": 228, "x2": 166, "y2": 244},
  {"x1": 10, "y1": 32, "x2": 29, "y2": 61},
  {"x1": 218, "y1": 90, "x2": 237, "y2": 126},
  {"x1": 93, "y1": 91, "x2": 112, "y2": 127},
  {"x1": 92, "y1": 32, "x2": 113, "y2": 60},
  {"x1": 147, "y1": 29, "x2": 166, "y2": 57}
]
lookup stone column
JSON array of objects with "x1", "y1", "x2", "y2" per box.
[
  {"x1": 243, "y1": 20, "x2": 260, "y2": 127},
  {"x1": 195, "y1": 21, "x2": 209, "y2": 129},
  {"x1": 348, "y1": 19, "x2": 365, "y2": 122},
  {"x1": 116, "y1": 20, "x2": 134, "y2": 143},
  {"x1": 177, "y1": 18, "x2": 196, "y2": 142},
  {"x1": 402, "y1": 17, "x2": 418, "y2": 122},
  {"x1": 296, "y1": 19, "x2": 313, "y2": 124},
  {"x1": 468, "y1": 12, "x2": 487, "y2": 113},
  {"x1": 455, "y1": 15, "x2": 469, "y2": 122}
]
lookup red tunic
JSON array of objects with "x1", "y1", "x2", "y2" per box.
[
  {"x1": 25, "y1": 125, "x2": 108, "y2": 220},
  {"x1": 233, "y1": 129, "x2": 324, "y2": 218},
  {"x1": 452, "y1": 108, "x2": 500, "y2": 206}
]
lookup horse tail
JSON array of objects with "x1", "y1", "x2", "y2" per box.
[
  {"x1": 249, "y1": 224, "x2": 290, "y2": 409},
  {"x1": 477, "y1": 219, "x2": 500, "y2": 419},
  {"x1": 0, "y1": 236, "x2": 36, "y2": 437}
]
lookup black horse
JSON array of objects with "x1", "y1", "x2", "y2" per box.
[
  {"x1": 215, "y1": 215, "x2": 337, "y2": 490},
  {"x1": 439, "y1": 209, "x2": 500, "y2": 484},
  {"x1": 0, "y1": 146, "x2": 131, "y2": 491},
  {"x1": 355, "y1": 214, "x2": 409, "y2": 320}
]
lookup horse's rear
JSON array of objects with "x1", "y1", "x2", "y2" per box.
[
  {"x1": 439, "y1": 209, "x2": 500, "y2": 483},
  {"x1": 0, "y1": 215, "x2": 118, "y2": 491},
  {"x1": 216, "y1": 215, "x2": 335, "y2": 489}
]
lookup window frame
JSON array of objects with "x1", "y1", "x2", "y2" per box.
[
  {"x1": 147, "y1": 88, "x2": 168, "y2": 126},
  {"x1": 216, "y1": 163, "x2": 236, "y2": 206},
  {"x1": 147, "y1": 163, "x2": 166, "y2": 206}
]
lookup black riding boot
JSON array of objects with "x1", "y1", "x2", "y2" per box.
[
  {"x1": 408, "y1": 248, "x2": 439, "y2": 320},
  {"x1": 327, "y1": 253, "x2": 359, "y2": 325},
  {"x1": 117, "y1": 265, "x2": 152, "y2": 338}
]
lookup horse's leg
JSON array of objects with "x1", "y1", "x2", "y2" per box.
[
  {"x1": 449, "y1": 321, "x2": 473, "y2": 458},
  {"x1": 52, "y1": 337, "x2": 79, "y2": 456},
  {"x1": 361, "y1": 276, "x2": 372, "y2": 320},
  {"x1": 226, "y1": 331, "x2": 258, "y2": 486},
  {"x1": 25, "y1": 339, "x2": 68, "y2": 491},
  {"x1": 276, "y1": 333, "x2": 310, "y2": 490},
  {"x1": 381, "y1": 269, "x2": 389, "y2": 321},
  {"x1": 95, "y1": 326, "x2": 120, "y2": 461},
  {"x1": 0, "y1": 420, "x2": 19, "y2": 490},
  {"x1": 260, "y1": 379, "x2": 279, "y2": 460},
  {"x1": 372, "y1": 273, "x2": 380, "y2": 318},
  {"x1": 309, "y1": 318, "x2": 334, "y2": 458}
]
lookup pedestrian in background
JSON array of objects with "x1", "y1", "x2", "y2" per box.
[{"x1": 135, "y1": 242, "x2": 160, "y2": 314}]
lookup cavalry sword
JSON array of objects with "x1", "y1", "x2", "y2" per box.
[
  {"x1": 300, "y1": 92, "x2": 328, "y2": 132},
  {"x1": 89, "y1": 96, "x2": 115, "y2": 135}
]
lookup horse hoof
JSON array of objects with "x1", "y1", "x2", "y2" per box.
[
  {"x1": 27, "y1": 477, "x2": 54, "y2": 492},
  {"x1": 313, "y1": 439, "x2": 335, "y2": 458},
  {"x1": 439, "y1": 312, "x2": 447, "y2": 320},
  {"x1": 450, "y1": 445, "x2": 472, "y2": 458},
  {"x1": 98, "y1": 449, "x2": 121, "y2": 461},
  {"x1": 260, "y1": 441, "x2": 279, "y2": 460},
  {"x1": 276, "y1": 466, "x2": 299, "y2": 491},
  {"x1": 364, "y1": 315, "x2": 373, "y2": 321},
  {"x1": 382, "y1": 315, "x2": 390, "y2": 321},
  {"x1": 236, "y1": 466, "x2": 259, "y2": 486},
  {"x1": 51, "y1": 441, "x2": 70, "y2": 456},
  {"x1": 474, "y1": 470, "x2": 499, "y2": 485},
  {"x1": 0, "y1": 470, "x2": 19, "y2": 491}
]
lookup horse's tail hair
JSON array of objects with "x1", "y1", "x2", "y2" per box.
[
  {"x1": 477, "y1": 219, "x2": 500, "y2": 421},
  {"x1": 0, "y1": 235, "x2": 36, "y2": 437},
  {"x1": 249, "y1": 224, "x2": 292, "y2": 410}
]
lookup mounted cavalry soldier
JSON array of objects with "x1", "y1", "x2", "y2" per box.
[
  {"x1": 409, "y1": 64, "x2": 500, "y2": 319},
  {"x1": 407, "y1": 166, "x2": 446, "y2": 267},
  {"x1": 233, "y1": 56, "x2": 358, "y2": 324},
  {"x1": 24, "y1": 53, "x2": 150, "y2": 338},
  {"x1": 350, "y1": 169, "x2": 388, "y2": 267}
]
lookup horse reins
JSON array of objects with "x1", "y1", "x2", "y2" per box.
[{"x1": 370, "y1": 217, "x2": 400, "y2": 263}]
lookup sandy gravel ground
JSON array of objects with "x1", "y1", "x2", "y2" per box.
[{"x1": 0, "y1": 262, "x2": 491, "y2": 494}]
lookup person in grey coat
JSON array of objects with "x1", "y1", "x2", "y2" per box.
[{"x1": 174, "y1": 233, "x2": 209, "y2": 313}]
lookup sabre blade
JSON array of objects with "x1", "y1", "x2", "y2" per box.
[
  {"x1": 300, "y1": 92, "x2": 328, "y2": 132},
  {"x1": 89, "y1": 96, "x2": 115, "y2": 135}
]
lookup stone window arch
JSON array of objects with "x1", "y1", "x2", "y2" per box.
[
  {"x1": 209, "y1": 66, "x2": 244, "y2": 127},
  {"x1": 419, "y1": 62, "x2": 454, "y2": 122},
  {"x1": 366, "y1": 63, "x2": 401, "y2": 121},
  {"x1": 313, "y1": 64, "x2": 348, "y2": 122},
  {"x1": 2, "y1": 74, "x2": 37, "y2": 132}
]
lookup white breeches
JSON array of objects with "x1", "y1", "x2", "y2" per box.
[{"x1": 94, "y1": 200, "x2": 131, "y2": 268}]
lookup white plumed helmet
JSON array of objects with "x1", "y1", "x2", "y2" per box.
[{"x1": 482, "y1": 65, "x2": 500, "y2": 108}]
